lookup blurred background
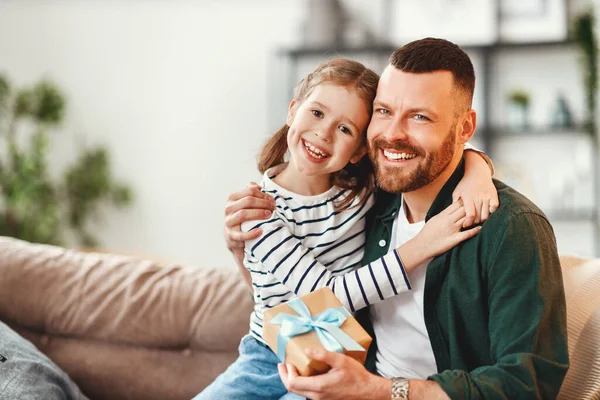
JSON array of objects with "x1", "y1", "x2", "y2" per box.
[{"x1": 0, "y1": 0, "x2": 598, "y2": 268}]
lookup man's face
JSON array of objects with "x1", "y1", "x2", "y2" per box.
[{"x1": 367, "y1": 66, "x2": 464, "y2": 193}]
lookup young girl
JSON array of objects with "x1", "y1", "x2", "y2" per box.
[{"x1": 196, "y1": 58, "x2": 494, "y2": 400}]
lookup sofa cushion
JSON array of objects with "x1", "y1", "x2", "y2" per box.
[{"x1": 12, "y1": 324, "x2": 236, "y2": 400}]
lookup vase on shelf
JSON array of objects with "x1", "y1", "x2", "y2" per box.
[
  {"x1": 551, "y1": 93, "x2": 574, "y2": 129},
  {"x1": 301, "y1": 0, "x2": 346, "y2": 47}
]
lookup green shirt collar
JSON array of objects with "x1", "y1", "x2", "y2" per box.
[{"x1": 425, "y1": 158, "x2": 466, "y2": 221}]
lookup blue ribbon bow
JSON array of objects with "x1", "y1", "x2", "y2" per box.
[{"x1": 270, "y1": 297, "x2": 365, "y2": 362}]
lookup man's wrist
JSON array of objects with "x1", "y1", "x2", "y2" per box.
[
  {"x1": 407, "y1": 379, "x2": 450, "y2": 400},
  {"x1": 375, "y1": 377, "x2": 393, "y2": 400},
  {"x1": 391, "y1": 377, "x2": 409, "y2": 399}
]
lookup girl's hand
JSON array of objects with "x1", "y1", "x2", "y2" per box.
[
  {"x1": 411, "y1": 201, "x2": 481, "y2": 261},
  {"x1": 453, "y1": 151, "x2": 499, "y2": 227}
]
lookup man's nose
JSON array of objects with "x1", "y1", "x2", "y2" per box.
[{"x1": 382, "y1": 117, "x2": 409, "y2": 142}]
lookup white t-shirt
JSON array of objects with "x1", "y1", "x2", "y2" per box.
[{"x1": 371, "y1": 199, "x2": 438, "y2": 379}]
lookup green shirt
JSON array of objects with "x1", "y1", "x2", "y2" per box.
[{"x1": 355, "y1": 160, "x2": 569, "y2": 399}]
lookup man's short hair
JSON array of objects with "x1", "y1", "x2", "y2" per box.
[{"x1": 389, "y1": 38, "x2": 475, "y2": 110}]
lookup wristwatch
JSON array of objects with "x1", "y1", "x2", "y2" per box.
[{"x1": 391, "y1": 377, "x2": 409, "y2": 399}]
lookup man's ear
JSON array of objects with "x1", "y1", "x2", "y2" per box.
[
  {"x1": 457, "y1": 109, "x2": 476, "y2": 144},
  {"x1": 350, "y1": 145, "x2": 368, "y2": 164},
  {"x1": 286, "y1": 99, "x2": 298, "y2": 126}
]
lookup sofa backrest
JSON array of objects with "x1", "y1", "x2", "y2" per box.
[{"x1": 0, "y1": 236, "x2": 254, "y2": 351}]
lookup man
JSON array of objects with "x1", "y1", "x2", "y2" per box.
[{"x1": 223, "y1": 38, "x2": 569, "y2": 399}]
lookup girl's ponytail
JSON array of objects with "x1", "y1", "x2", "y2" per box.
[{"x1": 257, "y1": 124, "x2": 289, "y2": 174}]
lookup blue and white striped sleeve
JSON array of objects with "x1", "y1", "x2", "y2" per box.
[
  {"x1": 464, "y1": 141, "x2": 494, "y2": 175},
  {"x1": 242, "y1": 216, "x2": 411, "y2": 313}
]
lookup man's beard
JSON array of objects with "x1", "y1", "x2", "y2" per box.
[{"x1": 368, "y1": 127, "x2": 457, "y2": 193}]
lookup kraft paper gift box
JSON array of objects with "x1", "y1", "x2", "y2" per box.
[{"x1": 263, "y1": 287, "x2": 372, "y2": 376}]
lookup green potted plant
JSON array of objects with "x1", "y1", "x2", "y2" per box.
[
  {"x1": 0, "y1": 74, "x2": 132, "y2": 248},
  {"x1": 573, "y1": 7, "x2": 598, "y2": 142},
  {"x1": 506, "y1": 89, "x2": 531, "y2": 131}
]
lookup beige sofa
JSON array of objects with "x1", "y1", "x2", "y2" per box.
[
  {"x1": 0, "y1": 236, "x2": 598, "y2": 400},
  {"x1": 0, "y1": 236, "x2": 254, "y2": 400}
]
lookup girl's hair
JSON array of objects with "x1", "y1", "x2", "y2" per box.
[{"x1": 257, "y1": 58, "x2": 379, "y2": 209}]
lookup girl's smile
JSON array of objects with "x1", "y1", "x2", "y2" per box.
[{"x1": 301, "y1": 139, "x2": 330, "y2": 161}]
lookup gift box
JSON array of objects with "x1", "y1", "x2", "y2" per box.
[{"x1": 263, "y1": 287, "x2": 372, "y2": 376}]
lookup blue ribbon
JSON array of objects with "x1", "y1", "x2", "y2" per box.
[{"x1": 269, "y1": 297, "x2": 365, "y2": 362}]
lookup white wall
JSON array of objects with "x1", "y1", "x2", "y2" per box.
[
  {"x1": 0, "y1": 0, "x2": 597, "y2": 266},
  {"x1": 0, "y1": 0, "x2": 304, "y2": 267}
]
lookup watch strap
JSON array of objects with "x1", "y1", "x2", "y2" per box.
[{"x1": 391, "y1": 377, "x2": 409, "y2": 399}]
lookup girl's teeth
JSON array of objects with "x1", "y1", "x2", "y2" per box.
[
  {"x1": 304, "y1": 141, "x2": 327, "y2": 158},
  {"x1": 383, "y1": 150, "x2": 416, "y2": 160}
]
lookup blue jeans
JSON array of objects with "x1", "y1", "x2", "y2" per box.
[{"x1": 193, "y1": 334, "x2": 305, "y2": 400}]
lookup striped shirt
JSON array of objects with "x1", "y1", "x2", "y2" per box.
[{"x1": 242, "y1": 164, "x2": 411, "y2": 344}]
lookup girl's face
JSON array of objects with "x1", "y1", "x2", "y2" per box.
[{"x1": 286, "y1": 83, "x2": 370, "y2": 178}]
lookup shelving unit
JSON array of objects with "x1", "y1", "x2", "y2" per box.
[{"x1": 275, "y1": 39, "x2": 599, "y2": 256}]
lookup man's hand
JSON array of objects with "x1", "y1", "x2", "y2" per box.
[
  {"x1": 223, "y1": 182, "x2": 275, "y2": 252},
  {"x1": 278, "y1": 348, "x2": 391, "y2": 400}
]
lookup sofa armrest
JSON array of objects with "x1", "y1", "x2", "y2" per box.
[
  {"x1": 0, "y1": 236, "x2": 253, "y2": 351},
  {"x1": 559, "y1": 257, "x2": 600, "y2": 400}
]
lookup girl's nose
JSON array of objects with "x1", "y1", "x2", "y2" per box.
[{"x1": 315, "y1": 125, "x2": 334, "y2": 142}]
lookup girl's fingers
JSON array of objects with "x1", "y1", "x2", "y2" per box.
[
  {"x1": 452, "y1": 190, "x2": 460, "y2": 203},
  {"x1": 480, "y1": 199, "x2": 491, "y2": 222},
  {"x1": 474, "y1": 198, "x2": 483, "y2": 225},
  {"x1": 458, "y1": 225, "x2": 481, "y2": 241},
  {"x1": 489, "y1": 198, "x2": 500, "y2": 214},
  {"x1": 462, "y1": 200, "x2": 476, "y2": 227},
  {"x1": 444, "y1": 199, "x2": 463, "y2": 215},
  {"x1": 450, "y1": 204, "x2": 467, "y2": 222}
]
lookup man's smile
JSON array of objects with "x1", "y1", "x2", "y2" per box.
[{"x1": 380, "y1": 148, "x2": 418, "y2": 163}]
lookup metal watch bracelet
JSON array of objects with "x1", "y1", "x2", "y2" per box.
[{"x1": 391, "y1": 377, "x2": 409, "y2": 400}]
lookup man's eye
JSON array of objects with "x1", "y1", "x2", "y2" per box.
[
  {"x1": 377, "y1": 108, "x2": 390, "y2": 115},
  {"x1": 413, "y1": 114, "x2": 429, "y2": 121},
  {"x1": 311, "y1": 110, "x2": 323, "y2": 118}
]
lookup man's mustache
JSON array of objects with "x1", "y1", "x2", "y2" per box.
[{"x1": 370, "y1": 138, "x2": 424, "y2": 156}]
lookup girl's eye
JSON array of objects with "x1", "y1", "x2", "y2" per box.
[
  {"x1": 311, "y1": 110, "x2": 323, "y2": 118},
  {"x1": 339, "y1": 125, "x2": 352, "y2": 135}
]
